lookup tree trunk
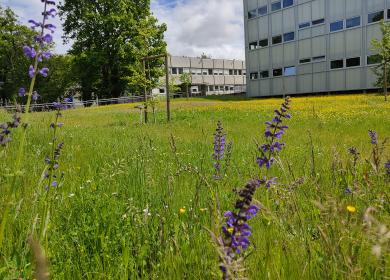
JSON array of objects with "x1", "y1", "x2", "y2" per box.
[
  {"x1": 385, "y1": 63, "x2": 388, "y2": 101},
  {"x1": 186, "y1": 84, "x2": 189, "y2": 99}
]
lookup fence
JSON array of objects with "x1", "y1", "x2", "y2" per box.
[{"x1": 0, "y1": 96, "x2": 148, "y2": 112}]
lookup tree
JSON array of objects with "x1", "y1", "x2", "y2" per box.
[
  {"x1": 59, "y1": 0, "x2": 167, "y2": 100},
  {"x1": 371, "y1": 20, "x2": 390, "y2": 101},
  {"x1": 179, "y1": 72, "x2": 191, "y2": 98},
  {"x1": 0, "y1": 6, "x2": 36, "y2": 100}
]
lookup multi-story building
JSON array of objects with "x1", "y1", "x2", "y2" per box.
[
  {"x1": 154, "y1": 56, "x2": 246, "y2": 96},
  {"x1": 244, "y1": 0, "x2": 387, "y2": 97}
]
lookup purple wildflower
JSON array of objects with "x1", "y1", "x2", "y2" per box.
[
  {"x1": 369, "y1": 130, "x2": 378, "y2": 145},
  {"x1": 18, "y1": 88, "x2": 26, "y2": 97},
  {"x1": 213, "y1": 121, "x2": 226, "y2": 180},
  {"x1": 29, "y1": 65, "x2": 35, "y2": 78},
  {"x1": 385, "y1": 160, "x2": 390, "y2": 176},
  {"x1": 23, "y1": 46, "x2": 36, "y2": 59},
  {"x1": 0, "y1": 114, "x2": 21, "y2": 147},
  {"x1": 39, "y1": 67, "x2": 49, "y2": 77},
  {"x1": 44, "y1": 23, "x2": 56, "y2": 33},
  {"x1": 32, "y1": 91, "x2": 40, "y2": 101},
  {"x1": 257, "y1": 97, "x2": 291, "y2": 170},
  {"x1": 43, "y1": 33, "x2": 53, "y2": 43}
]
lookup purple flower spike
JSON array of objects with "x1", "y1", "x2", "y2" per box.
[
  {"x1": 39, "y1": 67, "x2": 49, "y2": 77},
  {"x1": 28, "y1": 65, "x2": 35, "y2": 78},
  {"x1": 18, "y1": 88, "x2": 26, "y2": 97},
  {"x1": 369, "y1": 130, "x2": 378, "y2": 145}
]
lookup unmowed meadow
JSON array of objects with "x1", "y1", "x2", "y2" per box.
[{"x1": 1, "y1": 94, "x2": 390, "y2": 279}]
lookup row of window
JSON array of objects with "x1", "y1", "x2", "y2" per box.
[
  {"x1": 171, "y1": 67, "x2": 245, "y2": 76},
  {"x1": 249, "y1": 31, "x2": 295, "y2": 50},
  {"x1": 208, "y1": 85, "x2": 237, "y2": 92},
  {"x1": 249, "y1": 9, "x2": 390, "y2": 50},
  {"x1": 250, "y1": 66, "x2": 297, "y2": 80},
  {"x1": 249, "y1": 54, "x2": 382, "y2": 80},
  {"x1": 248, "y1": 0, "x2": 294, "y2": 19}
]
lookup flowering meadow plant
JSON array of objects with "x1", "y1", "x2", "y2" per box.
[{"x1": 217, "y1": 97, "x2": 292, "y2": 279}]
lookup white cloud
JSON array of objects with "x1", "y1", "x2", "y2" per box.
[
  {"x1": 0, "y1": 0, "x2": 246, "y2": 59},
  {"x1": 151, "y1": 0, "x2": 245, "y2": 60}
]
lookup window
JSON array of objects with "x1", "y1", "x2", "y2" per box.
[
  {"x1": 346, "y1": 57, "x2": 360, "y2": 67},
  {"x1": 284, "y1": 66, "x2": 296, "y2": 76},
  {"x1": 273, "y1": 68, "x2": 283, "y2": 76},
  {"x1": 238, "y1": 70, "x2": 242, "y2": 75},
  {"x1": 208, "y1": 86, "x2": 214, "y2": 92},
  {"x1": 202, "y1": 69, "x2": 208, "y2": 75},
  {"x1": 367, "y1": 54, "x2": 381, "y2": 65},
  {"x1": 299, "y1": 58, "x2": 311, "y2": 64},
  {"x1": 299, "y1": 22, "x2": 310, "y2": 29},
  {"x1": 229, "y1": 69, "x2": 233, "y2": 75},
  {"x1": 230, "y1": 86, "x2": 234, "y2": 91},
  {"x1": 258, "y1": 5, "x2": 268, "y2": 16},
  {"x1": 178, "y1": 68, "x2": 183, "y2": 74},
  {"x1": 313, "y1": 55, "x2": 326, "y2": 62},
  {"x1": 312, "y1": 18, "x2": 325, "y2": 25},
  {"x1": 330, "y1": 20, "x2": 344, "y2": 32},
  {"x1": 225, "y1": 86, "x2": 229, "y2": 91},
  {"x1": 234, "y1": 70, "x2": 238, "y2": 75},
  {"x1": 260, "y1": 70, "x2": 269, "y2": 78},
  {"x1": 248, "y1": 9, "x2": 257, "y2": 19},
  {"x1": 283, "y1": 32, "x2": 295, "y2": 42},
  {"x1": 214, "y1": 86, "x2": 219, "y2": 91},
  {"x1": 271, "y1": 2, "x2": 281, "y2": 12},
  {"x1": 330, "y1": 59, "x2": 344, "y2": 69},
  {"x1": 159, "y1": 88, "x2": 165, "y2": 94},
  {"x1": 272, "y1": 35, "x2": 282, "y2": 45},
  {"x1": 259, "y1": 38, "x2": 268, "y2": 47},
  {"x1": 346, "y1": 16, "x2": 361, "y2": 28},
  {"x1": 388, "y1": 9, "x2": 390, "y2": 19},
  {"x1": 283, "y1": 0, "x2": 293, "y2": 8},
  {"x1": 208, "y1": 69, "x2": 213, "y2": 75},
  {"x1": 249, "y1": 41, "x2": 257, "y2": 50},
  {"x1": 250, "y1": 72, "x2": 258, "y2": 80},
  {"x1": 172, "y1": 68, "x2": 178, "y2": 75},
  {"x1": 368, "y1": 11, "x2": 384, "y2": 23}
]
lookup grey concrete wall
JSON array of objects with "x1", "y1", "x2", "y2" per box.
[{"x1": 244, "y1": 0, "x2": 388, "y2": 97}]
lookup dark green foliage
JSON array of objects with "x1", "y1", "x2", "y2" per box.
[
  {"x1": 59, "y1": 0, "x2": 167, "y2": 100},
  {"x1": 0, "y1": 6, "x2": 35, "y2": 100}
]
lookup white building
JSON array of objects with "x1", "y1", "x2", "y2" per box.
[
  {"x1": 154, "y1": 56, "x2": 246, "y2": 96},
  {"x1": 244, "y1": 0, "x2": 387, "y2": 97}
]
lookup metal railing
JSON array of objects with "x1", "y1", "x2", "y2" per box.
[{"x1": 0, "y1": 96, "x2": 148, "y2": 112}]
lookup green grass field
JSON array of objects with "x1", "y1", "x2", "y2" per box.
[{"x1": 0, "y1": 94, "x2": 390, "y2": 279}]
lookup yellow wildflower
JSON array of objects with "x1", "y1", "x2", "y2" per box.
[
  {"x1": 347, "y1": 205, "x2": 356, "y2": 213},
  {"x1": 200, "y1": 208, "x2": 207, "y2": 212},
  {"x1": 227, "y1": 227, "x2": 234, "y2": 234},
  {"x1": 179, "y1": 208, "x2": 186, "y2": 214}
]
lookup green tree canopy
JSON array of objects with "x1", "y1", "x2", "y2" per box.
[
  {"x1": 0, "y1": 6, "x2": 35, "y2": 101},
  {"x1": 59, "y1": 0, "x2": 167, "y2": 100}
]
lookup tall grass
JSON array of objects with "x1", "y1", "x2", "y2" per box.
[{"x1": 0, "y1": 94, "x2": 389, "y2": 279}]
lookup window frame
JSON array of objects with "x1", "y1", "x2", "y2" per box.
[
  {"x1": 273, "y1": 68, "x2": 283, "y2": 77},
  {"x1": 283, "y1": 0, "x2": 294, "y2": 8},
  {"x1": 283, "y1": 31, "x2": 295, "y2": 42},
  {"x1": 312, "y1": 18, "x2": 325, "y2": 26},
  {"x1": 313, "y1": 55, "x2": 326, "y2": 62},
  {"x1": 249, "y1": 41, "x2": 258, "y2": 50},
  {"x1": 258, "y1": 5, "x2": 268, "y2": 16},
  {"x1": 271, "y1": 1, "x2": 282, "y2": 12},
  {"x1": 330, "y1": 20, "x2": 344, "y2": 32},
  {"x1": 330, "y1": 59, "x2": 344, "y2": 70},
  {"x1": 368, "y1": 11, "x2": 384, "y2": 24},
  {"x1": 299, "y1": 58, "x2": 311, "y2": 64},
  {"x1": 299, "y1": 22, "x2": 311, "y2": 29},
  {"x1": 346, "y1": 16, "x2": 361, "y2": 29},
  {"x1": 346, "y1": 57, "x2": 361, "y2": 68},
  {"x1": 248, "y1": 9, "x2": 257, "y2": 19},
  {"x1": 272, "y1": 35, "x2": 282, "y2": 45},
  {"x1": 367, "y1": 54, "x2": 382, "y2": 65},
  {"x1": 260, "y1": 70, "x2": 269, "y2": 79},
  {"x1": 284, "y1": 66, "x2": 296, "y2": 76},
  {"x1": 250, "y1": 72, "x2": 259, "y2": 80},
  {"x1": 259, "y1": 38, "x2": 269, "y2": 47}
]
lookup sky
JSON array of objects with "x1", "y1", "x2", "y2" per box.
[{"x1": 0, "y1": 0, "x2": 245, "y2": 59}]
